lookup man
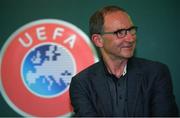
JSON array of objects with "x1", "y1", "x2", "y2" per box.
[{"x1": 69, "y1": 5, "x2": 179, "y2": 116}]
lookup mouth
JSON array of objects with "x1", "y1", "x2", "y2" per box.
[
  {"x1": 121, "y1": 42, "x2": 135, "y2": 49},
  {"x1": 122, "y1": 44, "x2": 134, "y2": 48}
]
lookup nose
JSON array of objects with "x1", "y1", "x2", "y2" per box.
[{"x1": 124, "y1": 31, "x2": 136, "y2": 42}]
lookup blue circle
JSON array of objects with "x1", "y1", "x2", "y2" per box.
[{"x1": 22, "y1": 43, "x2": 74, "y2": 97}]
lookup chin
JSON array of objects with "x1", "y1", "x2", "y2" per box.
[{"x1": 122, "y1": 52, "x2": 134, "y2": 59}]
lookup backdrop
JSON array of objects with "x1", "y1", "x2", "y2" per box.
[{"x1": 0, "y1": 0, "x2": 179, "y2": 116}]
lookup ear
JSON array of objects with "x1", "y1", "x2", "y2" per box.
[{"x1": 91, "y1": 34, "x2": 103, "y2": 48}]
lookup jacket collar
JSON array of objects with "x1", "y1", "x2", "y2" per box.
[{"x1": 90, "y1": 60, "x2": 114, "y2": 116}]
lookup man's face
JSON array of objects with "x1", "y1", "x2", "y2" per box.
[{"x1": 100, "y1": 11, "x2": 136, "y2": 60}]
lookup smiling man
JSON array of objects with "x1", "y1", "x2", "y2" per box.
[{"x1": 69, "y1": 5, "x2": 179, "y2": 117}]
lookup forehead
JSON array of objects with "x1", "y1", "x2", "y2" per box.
[{"x1": 103, "y1": 11, "x2": 133, "y2": 30}]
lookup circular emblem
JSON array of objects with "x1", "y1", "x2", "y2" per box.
[{"x1": 0, "y1": 19, "x2": 98, "y2": 116}]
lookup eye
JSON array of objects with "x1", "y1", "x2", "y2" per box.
[
  {"x1": 116, "y1": 29, "x2": 126, "y2": 35},
  {"x1": 129, "y1": 27, "x2": 137, "y2": 35}
]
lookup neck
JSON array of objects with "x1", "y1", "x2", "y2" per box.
[{"x1": 102, "y1": 53, "x2": 128, "y2": 78}]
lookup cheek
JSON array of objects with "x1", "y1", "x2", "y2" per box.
[
  {"x1": 104, "y1": 40, "x2": 117, "y2": 49},
  {"x1": 114, "y1": 40, "x2": 125, "y2": 48}
]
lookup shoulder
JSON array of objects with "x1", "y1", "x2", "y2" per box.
[
  {"x1": 70, "y1": 61, "x2": 103, "y2": 92},
  {"x1": 72, "y1": 61, "x2": 102, "y2": 80},
  {"x1": 129, "y1": 57, "x2": 171, "y2": 79},
  {"x1": 130, "y1": 57, "x2": 169, "y2": 70},
  {"x1": 129, "y1": 57, "x2": 173, "y2": 91}
]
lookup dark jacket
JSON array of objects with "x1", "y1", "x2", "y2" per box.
[{"x1": 70, "y1": 57, "x2": 179, "y2": 116}]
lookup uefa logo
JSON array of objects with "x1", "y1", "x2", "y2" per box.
[{"x1": 0, "y1": 19, "x2": 98, "y2": 116}]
